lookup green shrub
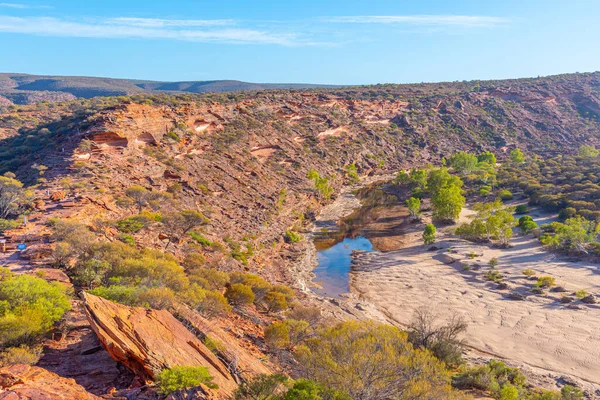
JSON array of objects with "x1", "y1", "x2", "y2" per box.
[
  {"x1": 561, "y1": 385, "x2": 583, "y2": 400},
  {"x1": 224, "y1": 284, "x2": 255, "y2": 306},
  {"x1": 230, "y1": 273, "x2": 271, "y2": 302},
  {"x1": 0, "y1": 219, "x2": 19, "y2": 233},
  {"x1": 575, "y1": 290, "x2": 587, "y2": 299},
  {"x1": 115, "y1": 217, "x2": 145, "y2": 233},
  {"x1": 485, "y1": 270, "x2": 503, "y2": 282},
  {"x1": 270, "y1": 284, "x2": 295, "y2": 301},
  {"x1": 166, "y1": 131, "x2": 181, "y2": 142},
  {"x1": 489, "y1": 258, "x2": 499, "y2": 268},
  {"x1": 423, "y1": 223, "x2": 436, "y2": 244},
  {"x1": 264, "y1": 321, "x2": 291, "y2": 349},
  {"x1": 518, "y1": 216, "x2": 538, "y2": 234},
  {"x1": 118, "y1": 234, "x2": 135, "y2": 246},
  {"x1": 183, "y1": 252, "x2": 206, "y2": 269},
  {"x1": 453, "y1": 360, "x2": 526, "y2": 394},
  {"x1": 0, "y1": 345, "x2": 41, "y2": 367},
  {"x1": 280, "y1": 379, "x2": 351, "y2": 400},
  {"x1": 297, "y1": 321, "x2": 458, "y2": 400},
  {"x1": 558, "y1": 207, "x2": 577, "y2": 221},
  {"x1": 523, "y1": 268, "x2": 536, "y2": 278},
  {"x1": 498, "y1": 190, "x2": 513, "y2": 201},
  {"x1": 285, "y1": 230, "x2": 302, "y2": 243},
  {"x1": 189, "y1": 231, "x2": 213, "y2": 247},
  {"x1": 156, "y1": 366, "x2": 217, "y2": 395},
  {"x1": 405, "y1": 197, "x2": 421, "y2": 219},
  {"x1": 514, "y1": 204, "x2": 528, "y2": 214},
  {"x1": 345, "y1": 163, "x2": 359, "y2": 183},
  {"x1": 536, "y1": 276, "x2": 556, "y2": 289},
  {"x1": 180, "y1": 285, "x2": 231, "y2": 318},
  {"x1": 88, "y1": 285, "x2": 140, "y2": 306},
  {"x1": 0, "y1": 272, "x2": 71, "y2": 347},
  {"x1": 479, "y1": 187, "x2": 491, "y2": 197},
  {"x1": 188, "y1": 267, "x2": 229, "y2": 290},
  {"x1": 137, "y1": 287, "x2": 176, "y2": 309},
  {"x1": 203, "y1": 335, "x2": 225, "y2": 354},
  {"x1": 263, "y1": 291, "x2": 288, "y2": 313}
]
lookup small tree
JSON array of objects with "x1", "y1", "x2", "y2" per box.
[
  {"x1": 407, "y1": 307, "x2": 467, "y2": 367},
  {"x1": 509, "y1": 148, "x2": 525, "y2": 164},
  {"x1": 447, "y1": 151, "x2": 478, "y2": 176},
  {"x1": 423, "y1": 223, "x2": 436, "y2": 244},
  {"x1": 405, "y1": 197, "x2": 421, "y2": 220},
  {"x1": 0, "y1": 176, "x2": 31, "y2": 219},
  {"x1": 432, "y1": 185, "x2": 465, "y2": 222},
  {"x1": 162, "y1": 210, "x2": 208, "y2": 249},
  {"x1": 125, "y1": 186, "x2": 150, "y2": 212},
  {"x1": 477, "y1": 151, "x2": 497, "y2": 166},
  {"x1": 427, "y1": 167, "x2": 462, "y2": 196}
]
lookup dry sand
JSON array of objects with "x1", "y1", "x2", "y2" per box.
[{"x1": 349, "y1": 206, "x2": 600, "y2": 392}]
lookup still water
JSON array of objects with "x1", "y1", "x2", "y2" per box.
[{"x1": 312, "y1": 236, "x2": 374, "y2": 298}]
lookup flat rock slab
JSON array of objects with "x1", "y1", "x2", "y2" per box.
[
  {"x1": 82, "y1": 293, "x2": 237, "y2": 397},
  {"x1": 0, "y1": 364, "x2": 100, "y2": 400}
]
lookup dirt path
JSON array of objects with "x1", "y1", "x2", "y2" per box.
[{"x1": 349, "y1": 206, "x2": 600, "y2": 394}]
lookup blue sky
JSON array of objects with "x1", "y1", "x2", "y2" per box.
[{"x1": 0, "y1": 0, "x2": 598, "y2": 84}]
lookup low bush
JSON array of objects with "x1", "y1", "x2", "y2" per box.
[
  {"x1": 485, "y1": 270, "x2": 503, "y2": 282},
  {"x1": 523, "y1": 268, "x2": 536, "y2": 278},
  {"x1": 514, "y1": 204, "x2": 528, "y2": 214},
  {"x1": 156, "y1": 366, "x2": 217, "y2": 395},
  {"x1": 536, "y1": 276, "x2": 556, "y2": 289},
  {"x1": 188, "y1": 267, "x2": 229, "y2": 290},
  {"x1": 0, "y1": 219, "x2": 19, "y2": 233},
  {"x1": 89, "y1": 285, "x2": 140, "y2": 306},
  {"x1": 498, "y1": 190, "x2": 513, "y2": 201},
  {"x1": 263, "y1": 291, "x2": 288, "y2": 313},
  {"x1": 0, "y1": 345, "x2": 41, "y2": 367},
  {"x1": 224, "y1": 284, "x2": 255, "y2": 306},
  {"x1": 118, "y1": 234, "x2": 135, "y2": 246},
  {"x1": 0, "y1": 271, "x2": 71, "y2": 347},
  {"x1": 230, "y1": 273, "x2": 271, "y2": 303},
  {"x1": 188, "y1": 231, "x2": 213, "y2": 247},
  {"x1": 423, "y1": 223, "x2": 436, "y2": 244},
  {"x1": 285, "y1": 230, "x2": 302, "y2": 243},
  {"x1": 180, "y1": 284, "x2": 231, "y2": 318},
  {"x1": 115, "y1": 217, "x2": 145, "y2": 234}
]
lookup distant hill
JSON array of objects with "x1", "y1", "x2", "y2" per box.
[{"x1": 0, "y1": 73, "x2": 340, "y2": 104}]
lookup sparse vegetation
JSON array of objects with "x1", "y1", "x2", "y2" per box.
[
  {"x1": 285, "y1": 230, "x2": 302, "y2": 243},
  {"x1": 405, "y1": 196, "x2": 421, "y2": 220},
  {"x1": 0, "y1": 269, "x2": 71, "y2": 348},
  {"x1": 423, "y1": 223, "x2": 436, "y2": 244},
  {"x1": 156, "y1": 366, "x2": 217, "y2": 395}
]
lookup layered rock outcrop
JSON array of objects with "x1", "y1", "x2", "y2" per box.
[
  {"x1": 82, "y1": 293, "x2": 237, "y2": 397},
  {"x1": 0, "y1": 364, "x2": 100, "y2": 400}
]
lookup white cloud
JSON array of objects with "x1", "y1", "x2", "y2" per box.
[
  {"x1": 0, "y1": 2, "x2": 51, "y2": 9},
  {"x1": 0, "y1": 15, "x2": 300, "y2": 45},
  {"x1": 324, "y1": 15, "x2": 509, "y2": 28},
  {"x1": 108, "y1": 17, "x2": 235, "y2": 28}
]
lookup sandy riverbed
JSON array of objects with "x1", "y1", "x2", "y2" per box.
[{"x1": 349, "y1": 206, "x2": 600, "y2": 393}]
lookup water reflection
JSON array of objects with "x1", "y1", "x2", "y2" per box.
[{"x1": 312, "y1": 236, "x2": 374, "y2": 298}]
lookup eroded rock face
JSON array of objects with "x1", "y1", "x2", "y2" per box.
[
  {"x1": 82, "y1": 293, "x2": 237, "y2": 397},
  {"x1": 0, "y1": 364, "x2": 100, "y2": 400}
]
